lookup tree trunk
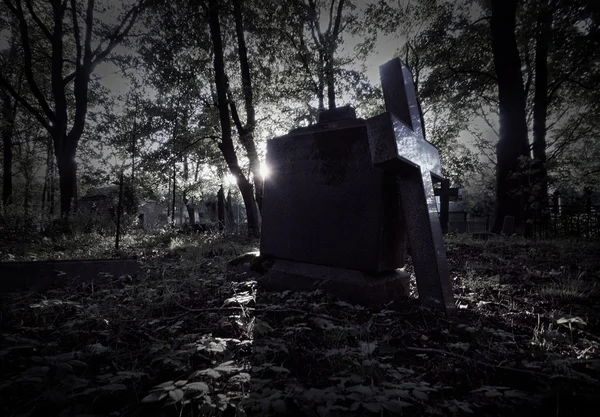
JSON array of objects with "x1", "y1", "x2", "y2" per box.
[
  {"x1": 325, "y1": 51, "x2": 336, "y2": 109},
  {"x1": 317, "y1": 49, "x2": 325, "y2": 112},
  {"x1": 183, "y1": 190, "x2": 195, "y2": 224},
  {"x1": 238, "y1": 131, "x2": 263, "y2": 211},
  {"x1": 1, "y1": 90, "x2": 15, "y2": 208},
  {"x1": 531, "y1": 0, "x2": 553, "y2": 213},
  {"x1": 490, "y1": 0, "x2": 531, "y2": 233},
  {"x1": 56, "y1": 152, "x2": 78, "y2": 216},
  {"x1": 217, "y1": 185, "x2": 225, "y2": 231},
  {"x1": 231, "y1": 0, "x2": 263, "y2": 212},
  {"x1": 41, "y1": 137, "x2": 53, "y2": 216},
  {"x1": 208, "y1": 0, "x2": 260, "y2": 237},
  {"x1": 23, "y1": 141, "x2": 32, "y2": 218},
  {"x1": 186, "y1": 203, "x2": 195, "y2": 224},
  {"x1": 226, "y1": 190, "x2": 235, "y2": 231},
  {"x1": 325, "y1": 0, "x2": 346, "y2": 110},
  {"x1": 49, "y1": 151, "x2": 55, "y2": 217},
  {"x1": 167, "y1": 172, "x2": 171, "y2": 219},
  {"x1": 171, "y1": 164, "x2": 176, "y2": 227}
]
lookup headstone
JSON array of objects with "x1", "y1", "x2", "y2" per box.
[
  {"x1": 260, "y1": 105, "x2": 406, "y2": 273},
  {"x1": 365, "y1": 58, "x2": 455, "y2": 313},
  {"x1": 260, "y1": 105, "x2": 408, "y2": 304},
  {"x1": 260, "y1": 58, "x2": 455, "y2": 313}
]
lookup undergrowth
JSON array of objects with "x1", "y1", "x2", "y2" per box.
[{"x1": 0, "y1": 233, "x2": 599, "y2": 417}]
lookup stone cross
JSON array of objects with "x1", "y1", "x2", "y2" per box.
[{"x1": 366, "y1": 58, "x2": 455, "y2": 313}]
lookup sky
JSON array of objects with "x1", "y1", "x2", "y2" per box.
[
  {"x1": 1, "y1": 0, "x2": 492, "y2": 182},
  {"x1": 93, "y1": 0, "x2": 400, "y2": 90}
]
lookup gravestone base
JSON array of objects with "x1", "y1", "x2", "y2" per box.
[{"x1": 259, "y1": 259, "x2": 410, "y2": 305}]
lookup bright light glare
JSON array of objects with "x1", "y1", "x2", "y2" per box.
[
  {"x1": 226, "y1": 174, "x2": 237, "y2": 185},
  {"x1": 260, "y1": 162, "x2": 270, "y2": 179}
]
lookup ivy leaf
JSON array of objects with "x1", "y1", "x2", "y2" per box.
[
  {"x1": 383, "y1": 399, "x2": 412, "y2": 412},
  {"x1": 214, "y1": 361, "x2": 242, "y2": 374},
  {"x1": 68, "y1": 359, "x2": 88, "y2": 369},
  {"x1": 26, "y1": 366, "x2": 50, "y2": 376},
  {"x1": 169, "y1": 388, "x2": 185, "y2": 402},
  {"x1": 271, "y1": 398, "x2": 287, "y2": 414},
  {"x1": 363, "y1": 402, "x2": 382, "y2": 412},
  {"x1": 199, "y1": 368, "x2": 221, "y2": 379},
  {"x1": 347, "y1": 385, "x2": 372, "y2": 396},
  {"x1": 141, "y1": 391, "x2": 168, "y2": 404},
  {"x1": 313, "y1": 317, "x2": 336, "y2": 330},
  {"x1": 556, "y1": 316, "x2": 587, "y2": 327},
  {"x1": 412, "y1": 389, "x2": 429, "y2": 401},
  {"x1": 185, "y1": 382, "x2": 209, "y2": 393},
  {"x1": 230, "y1": 372, "x2": 251, "y2": 383},
  {"x1": 504, "y1": 390, "x2": 529, "y2": 399},
  {"x1": 86, "y1": 343, "x2": 109, "y2": 355},
  {"x1": 152, "y1": 381, "x2": 175, "y2": 391},
  {"x1": 359, "y1": 342, "x2": 377, "y2": 356},
  {"x1": 254, "y1": 320, "x2": 273, "y2": 335},
  {"x1": 270, "y1": 366, "x2": 290, "y2": 374}
]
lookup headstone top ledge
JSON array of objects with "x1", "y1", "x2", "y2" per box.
[
  {"x1": 318, "y1": 105, "x2": 357, "y2": 122},
  {"x1": 287, "y1": 106, "x2": 364, "y2": 136}
]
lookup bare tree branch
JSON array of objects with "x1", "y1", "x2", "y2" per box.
[
  {"x1": 70, "y1": 0, "x2": 82, "y2": 67},
  {"x1": 90, "y1": 0, "x2": 146, "y2": 71},
  {"x1": 25, "y1": 0, "x2": 52, "y2": 40},
  {"x1": 2, "y1": 0, "x2": 55, "y2": 121},
  {"x1": 0, "y1": 73, "x2": 50, "y2": 131}
]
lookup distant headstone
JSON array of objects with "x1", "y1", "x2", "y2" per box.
[
  {"x1": 434, "y1": 179, "x2": 459, "y2": 233},
  {"x1": 502, "y1": 215, "x2": 515, "y2": 236},
  {"x1": 260, "y1": 58, "x2": 455, "y2": 313}
]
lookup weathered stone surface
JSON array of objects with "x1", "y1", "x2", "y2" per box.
[
  {"x1": 0, "y1": 259, "x2": 139, "y2": 293},
  {"x1": 259, "y1": 259, "x2": 410, "y2": 305},
  {"x1": 260, "y1": 110, "x2": 406, "y2": 274},
  {"x1": 365, "y1": 58, "x2": 455, "y2": 314}
]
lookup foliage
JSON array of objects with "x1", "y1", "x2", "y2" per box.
[
  {"x1": 1, "y1": 233, "x2": 599, "y2": 416},
  {"x1": 365, "y1": 0, "x2": 600, "y2": 199}
]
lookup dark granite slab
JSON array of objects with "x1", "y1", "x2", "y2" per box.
[
  {"x1": 0, "y1": 258, "x2": 139, "y2": 293},
  {"x1": 260, "y1": 113, "x2": 406, "y2": 274}
]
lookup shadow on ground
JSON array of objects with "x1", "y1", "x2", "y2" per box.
[{"x1": 0, "y1": 233, "x2": 599, "y2": 417}]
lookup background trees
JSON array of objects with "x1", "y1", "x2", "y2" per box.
[
  {"x1": 367, "y1": 0, "x2": 600, "y2": 232},
  {"x1": 0, "y1": 0, "x2": 598, "y2": 236},
  {"x1": 0, "y1": 0, "x2": 149, "y2": 216}
]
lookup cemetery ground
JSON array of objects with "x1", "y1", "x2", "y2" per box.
[{"x1": 1, "y1": 232, "x2": 599, "y2": 417}]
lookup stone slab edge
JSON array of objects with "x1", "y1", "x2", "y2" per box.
[{"x1": 0, "y1": 258, "x2": 139, "y2": 294}]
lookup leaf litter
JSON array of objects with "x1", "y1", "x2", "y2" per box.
[{"x1": 0, "y1": 233, "x2": 599, "y2": 416}]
